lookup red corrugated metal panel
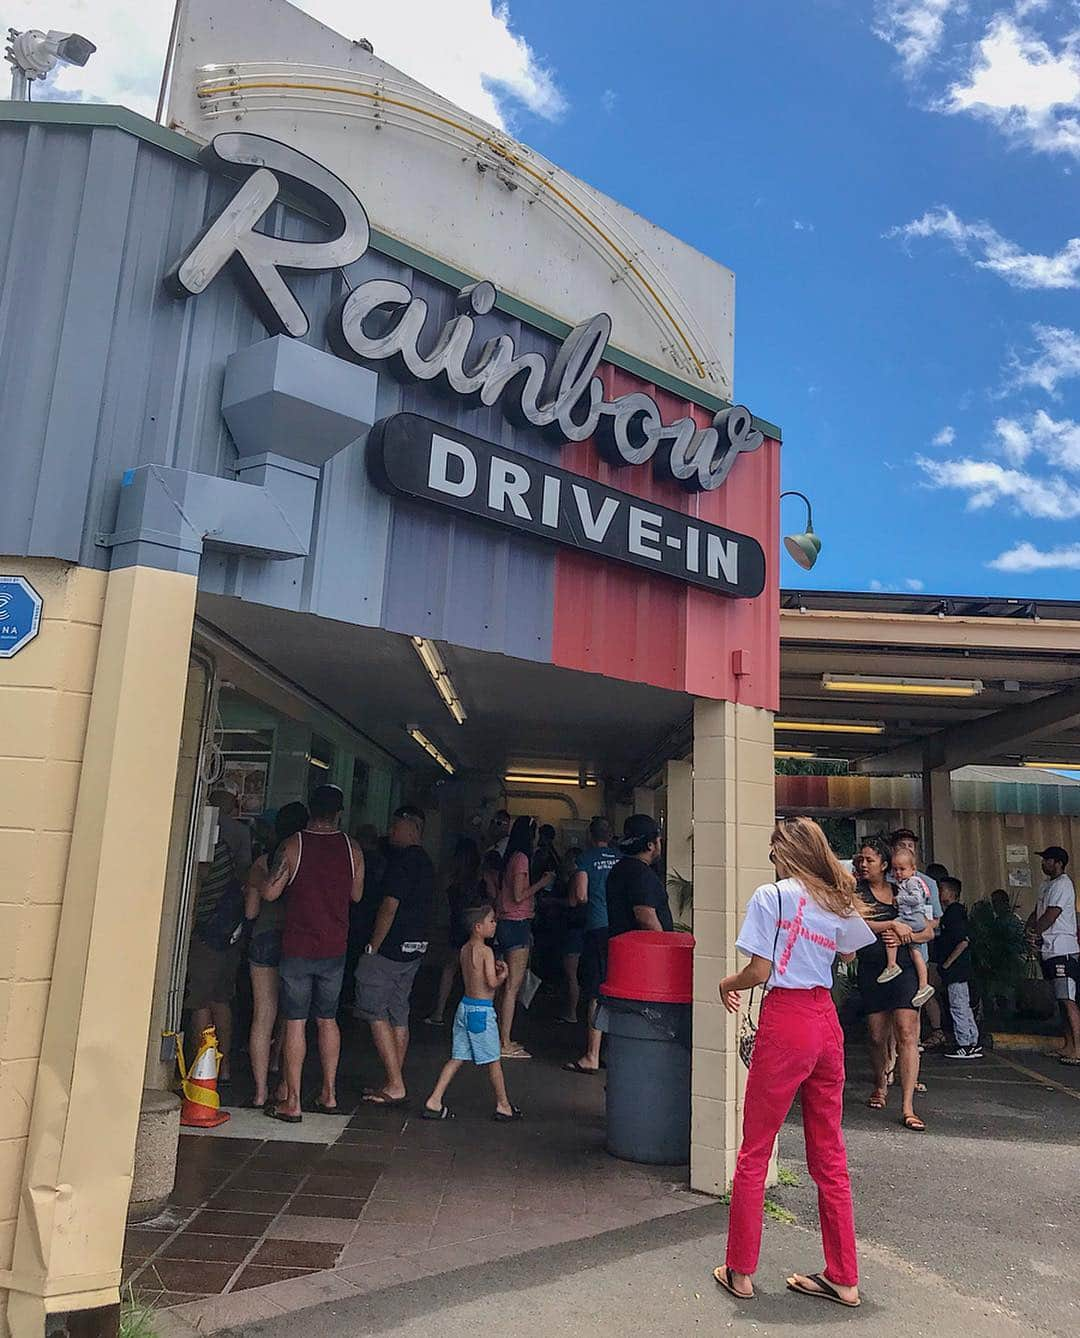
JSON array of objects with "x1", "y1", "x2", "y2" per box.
[
  {"x1": 775, "y1": 775, "x2": 830, "y2": 810},
  {"x1": 552, "y1": 364, "x2": 779, "y2": 706}
]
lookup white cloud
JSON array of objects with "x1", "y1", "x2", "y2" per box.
[
  {"x1": 992, "y1": 410, "x2": 1080, "y2": 469},
  {"x1": 868, "y1": 577, "x2": 925, "y2": 592},
  {"x1": 793, "y1": 219, "x2": 815, "y2": 232},
  {"x1": 932, "y1": 425, "x2": 956, "y2": 446},
  {"x1": 1009, "y1": 325, "x2": 1080, "y2": 394},
  {"x1": 989, "y1": 540, "x2": 1080, "y2": 570},
  {"x1": 601, "y1": 88, "x2": 617, "y2": 114},
  {"x1": 917, "y1": 454, "x2": 1080, "y2": 518},
  {"x1": 888, "y1": 207, "x2": 1080, "y2": 288},
  {"x1": 875, "y1": 1, "x2": 958, "y2": 74},
  {"x1": 945, "y1": 15, "x2": 1080, "y2": 159},
  {"x1": 12, "y1": 1, "x2": 565, "y2": 131}
]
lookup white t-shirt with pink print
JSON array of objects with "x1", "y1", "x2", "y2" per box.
[{"x1": 736, "y1": 878, "x2": 876, "y2": 990}]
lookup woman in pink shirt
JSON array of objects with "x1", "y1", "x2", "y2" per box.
[{"x1": 496, "y1": 816, "x2": 555, "y2": 1059}]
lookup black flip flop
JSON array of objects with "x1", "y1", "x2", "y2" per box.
[
  {"x1": 362, "y1": 1091, "x2": 408, "y2": 1108},
  {"x1": 265, "y1": 1105, "x2": 302, "y2": 1125},
  {"x1": 312, "y1": 1100, "x2": 345, "y2": 1115},
  {"x1": 492, "y1": 1106, "x2": 524, "y2": 1122},
  {"x1": 786, "y1": 1273, "x2": 860, "y2": 1308},
  {"x1": 562, "y1": 1061, "x2": 599, "y2": 1076},
  {"x1": 713, "y1": 1267, "x2": 754, "y2": 1300},
  {"x1": 421, "y1": 1105, "x2": 455, "y2": 1121}
]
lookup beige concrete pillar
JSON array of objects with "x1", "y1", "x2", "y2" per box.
[
  {"x1": 665, "y1": 760, "x2": 694, "y2": 930},
  {"x1": 690, "y1": 698, "x2": 775, "y2": 1195},
  {"x1": 924, "y1": 766, "x2": 957, "y2": 871},
  {"x1": 2, "y1": 563, "x2": 196, "y2": 1336}
]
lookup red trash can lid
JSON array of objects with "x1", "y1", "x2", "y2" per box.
[{"x1": 601, "y1": 930, "x2": 695, "y2": 1004}]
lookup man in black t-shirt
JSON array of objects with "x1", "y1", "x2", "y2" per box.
[
  {"x1": 936, "y1": 876, "x2": 982, "y2": 1061},
  {"x1": 355, "y1": 805, "x2": 435, "y2": 1103},
  {"x1": 606, "y1": 814, "x2": 673, "y2": 938}
]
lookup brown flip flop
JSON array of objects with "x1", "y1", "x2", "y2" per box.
[
  {"x1": 786, "y1": 1273, "x2": 860, "y2": 1307},
  {"x1": 713, "y1": 1267, "x2": 755, "y2": 1300}
]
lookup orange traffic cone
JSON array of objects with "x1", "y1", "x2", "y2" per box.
[{"x1": 178, "y1": 1026, "x2": 231, "y2": 1128}]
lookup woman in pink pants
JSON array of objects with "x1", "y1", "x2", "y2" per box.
[{"x1": 715, "y1": 816, "x2": 875, "y2": 1307}]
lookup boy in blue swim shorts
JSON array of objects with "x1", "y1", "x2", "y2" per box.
[{"x1": 423, "y1": 904, "x2": 523, "y2": 1121}]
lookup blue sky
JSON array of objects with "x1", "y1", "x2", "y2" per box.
[
  {"x1": 22, "y1": 1, "x2": 1080, "y2": 597},
  {"x1": 504, "y1": 0, "x2": 1080, "y2": 598}
]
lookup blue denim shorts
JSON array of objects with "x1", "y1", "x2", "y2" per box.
[
  {"x1": 248, "y1": 930, "x2": 282, "y2": 969},
  {"x1": 278, "y1": 955, "x2": 345, "y2": 1021},
  {"x1": 495, "y1": 918, "x2": 532, "y2": 953},
  {"x1": 451, "y1": 997, "x2": 500, "y2": 1065}
]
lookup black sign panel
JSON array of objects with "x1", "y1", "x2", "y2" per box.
[{"x1": 367, "y1": 414, "x2": 766, "y2": 599}]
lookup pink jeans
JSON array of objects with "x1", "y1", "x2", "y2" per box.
[{"x1": 725, "y1": 986, "x2": 858, "y2": 1286}]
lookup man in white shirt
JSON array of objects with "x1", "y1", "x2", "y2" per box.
[{"x1": 1027, "y1": 846, "x2": 1080, "y2": 1065}]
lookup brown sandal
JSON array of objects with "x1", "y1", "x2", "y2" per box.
[
  {"x1": 714, "y1": 1267, "x2": 755, "y2": 1300},
  {"x1": 901, "y1": 1113, "x2": 926, "y2": 1132},
  {"x1": 867, "y1": 1089, "x2": 887, "y2": 1109}
]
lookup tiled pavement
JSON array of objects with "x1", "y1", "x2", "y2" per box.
[{"x1": 130, "y1": 1019, "x2": 709, "y2": 1334}]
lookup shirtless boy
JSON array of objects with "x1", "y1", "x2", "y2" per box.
[{"x1": 422, "y1": 905, "x2": 523, "y2": 1121}]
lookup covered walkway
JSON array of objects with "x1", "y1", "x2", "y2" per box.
[{"x1": 149, "y1": 1037, "x2": 1080, "y2": 1338}]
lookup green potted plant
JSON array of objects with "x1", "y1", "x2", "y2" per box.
[{"x1": 968, "y1": 898, "x2": 1030, "y2": 1020}]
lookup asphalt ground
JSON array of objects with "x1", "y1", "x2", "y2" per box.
[{"x1": 222, "y1": 1040, "x2": 1078, "y2": 1338}]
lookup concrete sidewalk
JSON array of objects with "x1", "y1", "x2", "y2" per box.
[{"x1": 219, "y1": 1203, "x2": 1039, "y2": 1338}]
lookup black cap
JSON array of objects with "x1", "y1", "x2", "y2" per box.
[
  {"x1": 1036, "y1": 846, "x2": 1070, "y2": 867},
  {"x1": 619, "y1": 813, "x2": 661, "y2": 853},
  {"x1": 309, "y1": 784, "x2": 345, "y2": 817}
]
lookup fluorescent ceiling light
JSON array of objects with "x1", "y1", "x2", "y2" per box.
[
  {"x1": 1022, "y1": 761, "x2": 1080, "y2": 770},
  {"x1": 411, "y1": 636, "x2": 467, "y2": 724},
  {"x1": 774, "y1": 750, "x2": 815, "y2": 760},
  {"x1": 774, "y1": 720, "x2": 884, "y2": 735},
  {"x1": 306, "y1": 755, "x2": 330, "y2": 770},
  {"x1": 407, "y1": 726, "x2": 455, "y2": 775},
  {"x1": 822, "y1": 674, "x2": 983, "y2": 698},
  {"x1": 504, "y1": 773, "x2": 598, "y2": 788}
]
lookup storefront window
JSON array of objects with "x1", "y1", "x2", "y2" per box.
[{"x1": 219, "y1": 727, "x2": 274, "y2": 816}]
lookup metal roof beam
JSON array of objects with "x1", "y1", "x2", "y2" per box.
[{"x1": 855, "y1": 681, "x2": 1080, "y2": 775}]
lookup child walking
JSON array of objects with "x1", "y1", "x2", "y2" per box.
[
  {"x1": 423, "y1": 905, "x2": 524, "y2": 1121},
  {"x1": 877, "y1": 847, "x2": 935, "y2": 1007}
]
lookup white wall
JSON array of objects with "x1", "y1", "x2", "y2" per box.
[{"x1": 164, "y1": 0, "x2": 736, "y2": 396}]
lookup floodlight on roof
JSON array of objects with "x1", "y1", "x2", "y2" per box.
[{"x1": 5, "y1": 28, "x2": 96, "y2": 100}]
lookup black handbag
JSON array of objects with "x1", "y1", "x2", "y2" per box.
[{"x1": 737, "y1": 884, "x2": 783, "y2": 1070}]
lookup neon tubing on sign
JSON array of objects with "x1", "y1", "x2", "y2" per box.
[{"x1": 193, "y1": 63, "x2": 727, "y2": 390}]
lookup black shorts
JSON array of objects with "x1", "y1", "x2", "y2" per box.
[
  {"x1": 579, "y1": 928, "x2": 609, "y2": 1002},
  {"x1": 1041, "y1": 954, "x2": 1080, "y2": 1003}
]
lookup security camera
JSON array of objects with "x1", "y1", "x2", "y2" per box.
[{"x1": 5, "y1": 28, "x2": 96, "y2": 98}]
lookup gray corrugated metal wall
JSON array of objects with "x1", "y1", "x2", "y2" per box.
[{"x1": 0, "y1": 120, "x2": 556, "y2": 663}]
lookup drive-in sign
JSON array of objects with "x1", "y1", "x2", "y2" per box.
[
  {"x1": 367, "y1": 414, "x2": 766, "y2": 599},
  {"x1": 0, "y1": 576, "x2": 43, "y2": 658}
]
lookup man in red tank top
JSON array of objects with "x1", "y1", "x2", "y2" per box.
[{"x1": 261, "y1": 785, "x2": 365, "y2": 1122}]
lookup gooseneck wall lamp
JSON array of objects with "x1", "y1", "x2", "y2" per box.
[{"x1": 780, "y1": 490, "x2": 821, "y2": 571}]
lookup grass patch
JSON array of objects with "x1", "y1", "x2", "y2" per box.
[
  {"x1": 119, "y1": 1288, "x2": 158, "y2": 1338},
  {"x1": 776, "y1": 1167, "x2": 801, "y2": 1187},
  {"x1": 763, "y1": 1198, "x2": 796, "y2": 1225}
]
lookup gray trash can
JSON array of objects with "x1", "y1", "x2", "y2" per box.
[{"x1": 596, "y1": 997, "x2": 691, "y2": 1165}]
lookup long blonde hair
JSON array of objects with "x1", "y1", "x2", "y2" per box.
[{"x1": 771, "y1": 816, "x2": 859, "y2": 917}]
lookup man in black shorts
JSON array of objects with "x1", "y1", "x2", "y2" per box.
[{"x1": 356, "y1": 805, "x2": 435, "y2": 1103}]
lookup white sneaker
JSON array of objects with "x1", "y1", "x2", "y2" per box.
[
  {"x1": 945, "y1": 1044, "x2": 982, "y2": 1060},
  {"x1": 877, "y1": 964, "x2": 902, "y2": 984},
  {"x1": 912, "y1": 985, "x2": 936, "y2": 1007}
]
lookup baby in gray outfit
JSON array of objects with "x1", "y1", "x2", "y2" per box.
[{"x1": 878, "y1": 851, "x2": 935, "y2": 1007}]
